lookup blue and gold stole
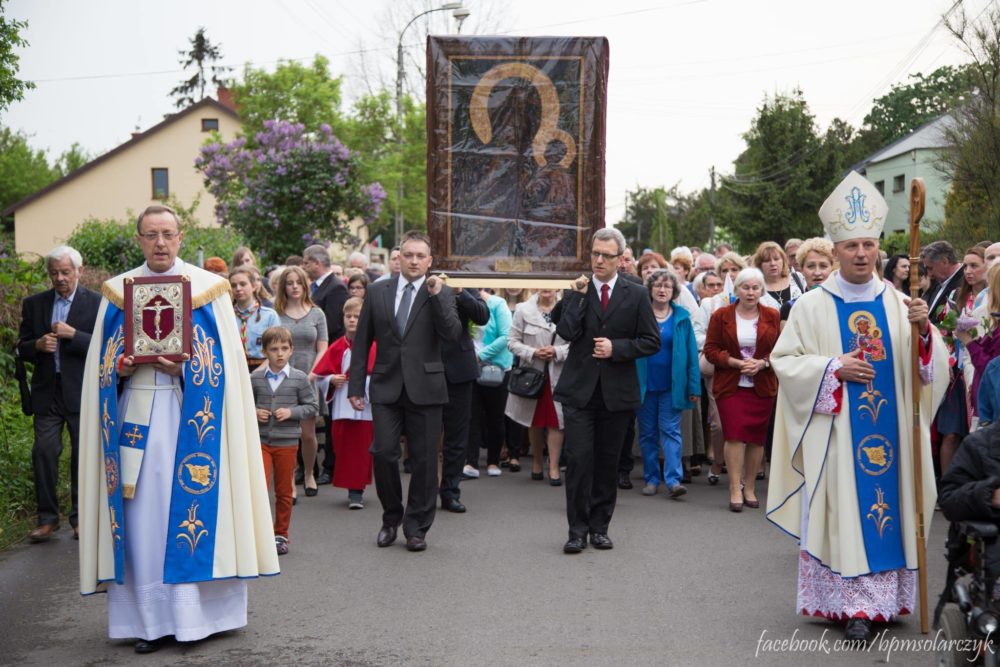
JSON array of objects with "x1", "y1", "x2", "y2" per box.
[
  {"x1": 97, "y1": 301, "x2": 225, "y2": 585},
  {"x1": 833, "y1": 292, "x2": 905, "y2": 573}
]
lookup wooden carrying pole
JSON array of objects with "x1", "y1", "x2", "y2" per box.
[{"x1": 908, "y1": 177, "x2": 929, "y2": 634}]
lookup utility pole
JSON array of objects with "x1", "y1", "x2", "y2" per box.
[{"x1": 708, "y1": 166, "x2": 717, "y2": 250}]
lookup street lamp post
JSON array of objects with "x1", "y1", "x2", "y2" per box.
[{"x1": 394, "y1": 3, "x2": 470, "y2": 244}]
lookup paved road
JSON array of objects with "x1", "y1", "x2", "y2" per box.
[{"x1": 0, "y1": 464, "x2": 953, "y2": 666}]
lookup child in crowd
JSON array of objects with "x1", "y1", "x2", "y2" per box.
[
  {"x1": 310, "y1": 297, "x2": 375, "y2": 509},
  {"x1": 251, "y1": 326, "x2": 318, "y2": 554},
  {"x1": 230, "y1": 266, "x2": 280, "y2": 371}
]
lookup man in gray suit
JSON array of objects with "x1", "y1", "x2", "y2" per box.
[{"x1": 348, "y1": 231, "x2": 462, "y2": 552}]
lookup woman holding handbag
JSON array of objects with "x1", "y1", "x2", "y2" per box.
[{"x1": 506, "y1": 289, "x2": 569, "y2": 485}]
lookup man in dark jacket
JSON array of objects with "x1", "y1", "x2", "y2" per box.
[
  {"x1": 939, "y1": 423, "x2": 1000, "y2": 525},
  {"x1": 17, "y1": 245, "x2": 100, "y2": 542},
  {"x1": 439, "y1": 288, "x2": 489, "y2": 513},
  {"x1": 553, "y1": 228, "x2": 660, "y2": 554}
]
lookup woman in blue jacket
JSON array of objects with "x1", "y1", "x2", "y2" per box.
[
  {"x1": 465, "y1": 292, "x2": 515, "y2": 477},
  {"x1": 637, "y1": 269, "x2": 700, "y2": 498}
]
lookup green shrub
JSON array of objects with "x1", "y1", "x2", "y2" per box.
[
  {"x1": 66, "y1": 195, "x2": 248, "y2": 275},
  {"x1": 66, "y1": 217, "x2": 145, "y2": 275}
]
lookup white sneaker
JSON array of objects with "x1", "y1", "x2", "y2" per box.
[
  {"x1": 462, "y1": 465, "x2": 480, "y2": 478},
  {"x1": 487, "y1": 465, "x2": 502, "y2": 477}
]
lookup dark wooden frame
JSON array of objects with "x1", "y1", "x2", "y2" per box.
[{"x1": 425, "y1": 36, "x2": 609, "y2": 281}]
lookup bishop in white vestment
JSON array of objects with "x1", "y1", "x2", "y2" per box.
[{"x1": 766, "y1": 173, "x2": 949, "y2": 642}]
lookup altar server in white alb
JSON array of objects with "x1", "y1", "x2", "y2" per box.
[
  {"x1": 766, "y1": 173, "x2": 948, "y2": 643},
  {"x1": 78, "y1": 205, "x2": 279, "y2": 654}
]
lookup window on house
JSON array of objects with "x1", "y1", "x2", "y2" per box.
[
  {"x1": 151, "y1": 168, "x2": 169, "y2": 199},
  {"x1": 201, "y1": 118, "x2": 219, "y2": 132},
  {"x1": 874, "y1": 180, "x2": 885, "y2": 195},
  {"x1": 892, "y1": 174, "x2": 905, "y2": 193}
]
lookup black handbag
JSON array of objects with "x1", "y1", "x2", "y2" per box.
[
  {"x1": 507, "y1": 365, "x2": 545, "y2": 398},
  {"x1": 507, "y1": 331, "x2": 556, "y2": 399}
]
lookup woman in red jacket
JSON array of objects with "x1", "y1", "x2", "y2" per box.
[{"x1": 704, "y1": 267, "x2": 780, "y2": 512}]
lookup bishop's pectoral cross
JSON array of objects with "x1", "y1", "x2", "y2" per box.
[
  {"x1": 124, "y1": 425, "x2": 144, "y2": 447},
  {"x1": 143, "y1": 299, "x2": 172, "y2": 340}
]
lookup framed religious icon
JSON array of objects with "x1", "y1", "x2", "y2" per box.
[
  {"x1": 426, "y1": 36, "x2": 609, "y2": 284},
  {"x1": 123, "y1": 275, "x2": 192, "y2": 364}
]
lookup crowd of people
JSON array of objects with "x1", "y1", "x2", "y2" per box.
[{"x1": 15, "y1": 171, "x2": 1000, "y2": 651}]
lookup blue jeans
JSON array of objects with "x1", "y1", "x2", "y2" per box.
[{"x1": 638, "y1": 390, "x2": 683, "y2": 487}]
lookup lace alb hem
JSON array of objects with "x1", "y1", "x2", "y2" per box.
[{"x1": 797, "y1": 550, "x2": 914, "y2": 622}]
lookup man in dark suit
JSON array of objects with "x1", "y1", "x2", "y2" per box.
[
  {"x1": 920, "y1": 240, "x2": 964, "y2": 318},
  {"x1": 304, "y1": 244, "x2": 348, "y2": 343},
  {"x1": 303, "y1": 244, "x2": 348, "y2": 485},
  {"x1": 348, "y1": 230, "x2": 462, "y2": 551},
  {"x1": 17, "y1": 245, "x2": 100, "y2": 542},
  {"x1": 439, "y1": 288, "x2": 490, "y2": 513},
  {"x1": 553, "y1": 228, "x2": 660, "y2": 554}
]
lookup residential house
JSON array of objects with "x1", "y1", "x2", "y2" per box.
[
  {"x1": 854, "y1": 114, "x2": 954, "y2": 236},
  {"x1": 5, "y1": 96, "x2": 241, "y2": 258}
]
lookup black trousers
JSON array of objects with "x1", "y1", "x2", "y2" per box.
[
  {"x1": 562, "y1": 392, "x2": 632, "y2": 540},
  {"x1": 467, "y1": 377, "x2": 509, "y2": 467},
  {"x1": 370, "y1": 389, "x2": 442, "y2": 539},
  {"x1": 440, "y1": 379, "x2": 473, "y2": 501},
  {"x1": 32, "y1": 378, "x2": 79, "y2": 528}
]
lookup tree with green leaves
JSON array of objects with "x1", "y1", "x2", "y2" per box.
[
  {"x1": 0, "y1": 126, "x2": 55, "y2": 218},
  {"x1": 617, "y1": 185, "x2": 718, "y2": 255},
  {"x1": 938, "y1": 6, "x2": 1000, "y2": 249},
  {"x1": 196, "y1": 120, "x2": 385, "y2": 264},
  {"x1": 859, "y1": 65, "x2": 976, "y2": 152},
  {"x1": 170, "y1": 27, "x2": 229, "y2": 108},
  {"x1": 232, "y1": 56, "x2": 346, "y2": 138},
  {"x1": 53, "y1": 142, "x2": 92, "y2": 178},
  {"x1": 721, "y1": 91, "x2": 858, "y2": 249},
  {"x1": 231, "y1": 57, "x2": 427, "y2": 244},
  {"x1": 0, "y1": 0, "x2": 33, "y2": 115}
]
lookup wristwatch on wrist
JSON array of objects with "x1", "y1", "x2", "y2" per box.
[{"x1": 763, "y1": 359, "x2": 770, "y2": 369}]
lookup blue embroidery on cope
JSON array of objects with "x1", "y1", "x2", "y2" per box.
[
  {"x1": 98, "y1": 306, "x2": 127, "y2": 582},
  {"x1": 833, "y1": 293, "x2": 905, "y2": 573},
  {"x1": 163, "y1": 306, "x2": 224, "y2": 584}
]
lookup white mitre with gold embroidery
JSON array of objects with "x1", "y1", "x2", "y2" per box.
[{"x1": 818, "y1": 171, "x2": 887, "y2": 243}]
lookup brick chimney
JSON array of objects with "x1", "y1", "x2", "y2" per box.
[{"x1": 217, "y1": 86, "x2": 237, "y2": 112}]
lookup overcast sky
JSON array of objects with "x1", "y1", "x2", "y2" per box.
[{"x1": 4, "y1": 0, "x2": 987, "y2": 224}]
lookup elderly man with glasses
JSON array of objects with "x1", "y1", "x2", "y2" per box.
[{"x1": 551, "y1": 228, "x2": 660, "y2": 554}]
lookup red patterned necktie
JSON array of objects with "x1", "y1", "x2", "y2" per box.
[
  {"x1": 237, "y1": 302, "x2": 259, "y2": 352},
  {"x1": 601, "y1": 283, "x2": 609, "y2": 311}
]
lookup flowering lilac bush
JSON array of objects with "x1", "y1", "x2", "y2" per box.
[{"x1": 196, "y1": 120, "x2": 385, "y2": 263}]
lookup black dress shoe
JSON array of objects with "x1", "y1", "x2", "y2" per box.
[
  {"x1": 405, "y1": 535, "x2": 427, "y2": 552},
  {"x1": 376, "y1": 525, "x2": 397, "y2": 548},
  {"x1": 441, "y1": 498, "x2": 467, "y2": 513},
  {"x1": 590, "y1": 533, "x2": 614, "y2": 550},
  {"x1": 531, "y1": 472, "x2": 544, "y2": 481},
  {"x1": 135, "y1": 638, "x2": 163, "y2": 654},
  {"x1": 844, "y1": 618, "x2": 872, "y2": 644},
  {"x1": 563, "y1": 537, "x2": 587, "y2": 554},
  {"x1": 617, "y1": 472, "x2": 633, "y2": 490},
  {"x1": 304, "y1": 486, "x2": 318, "y2": 497}
]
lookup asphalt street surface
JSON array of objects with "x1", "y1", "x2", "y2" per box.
[{"x1": 0, "y1": 461, "x2": 954, "y2": 666}]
